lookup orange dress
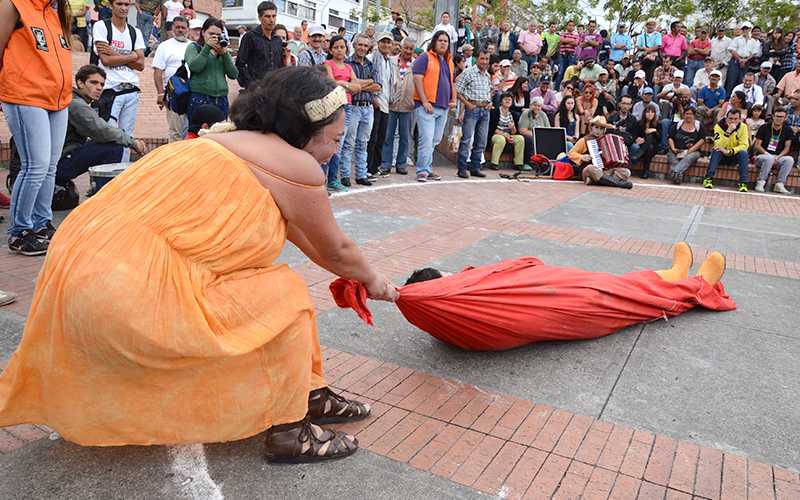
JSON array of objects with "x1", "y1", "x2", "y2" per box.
[{"x1": 0, "y1": 139, "x2": 325, "y2": 446}]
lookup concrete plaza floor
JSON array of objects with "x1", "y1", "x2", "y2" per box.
[{"x1": 0, "y1": 166, "x2": 799, "y2": 499}]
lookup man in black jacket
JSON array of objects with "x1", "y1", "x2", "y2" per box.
[{"x1": 235, "y1": 1, "x2": 284, "y2": 90}]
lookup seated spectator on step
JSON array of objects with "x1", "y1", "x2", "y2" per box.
[
  {"x1": 509, "y1": 77, "x2": 530, "y2": 122},
  {"x1": 554, "y1": 95, "x2": 580, "y2": 150},
  {"x1": 517, "y1": 95, "x2": 552, "y2": 163},
  {"x1": 595, "y1": 69, "x2": 617, "y2": 101},
  {"x1": 579, "y1": 58, "x2": 603, "y2": 82},
  {"x1": 510, "y1": 49, "x2": 528, "y2": 81},
  {"x1": 529, "y1": 75, "x2": 557, "y2": 116},
  {"x1": 776, "y1": 61, "x2": 800, "y2": 99},
  {"x1": 653, "y1": 57, "x2": 677, "y2": 94},
  {"x1": 732, "y1": 72, "x2": 764, "y2": 108},
  {"x1": 608, "y1": 95, "x2": 639, "y2": 156},
  {"x1": 632, "y1": 87, "x2": 660, "y2": 120},
  {"x1": 667, "y1": 107, "x2": 706, "y2": 184},
  {"x1": 56, "y1": 65, "x2": 147, "y2": 189},
  {"x1": 615, "y1": 56, "x2": 634, "y2": 81},
  {"x1": 562, "y1": 59, "x2": 584, "y2": 84},
  {"x1": 186, "y1": 104, "x2": 227, "y2": 139},
  {"x1": 756, "y1": 62, "x2": 778, "y2": 113},
  {"x1": 568, "y1": 116, "x2": 633, "y2": 188},
  {"x1": 659, "y1": 87, "x2": 695, "y2": 152},
  {"x1": 657, "y1": 70, "x2": 690, "y2": 103},
  {"x1": 632, "y1": 103, "x2": 660, "y2": 178},
  {"x1": 702, "y1": 108, "x2": 751, "y2": 192},
  {"x1": 718, "y1": 90, "x2": 749, "y2": 122},
  {"x1": 745, "y1": 104, "x2": 765, "y2": 143},
  {"x1": 786, "y1": 90, "x2": 800, "y2": 134},
  {"x1": 691, "y1": 57, "x2": 716, "y2": 95},
  {"x1": 490, "y1": 92, "x2": 527, "y2": 171},
  {"x1": 753, "y1": 107, "x2": 795, "y2": 194},
  {"x1": 697, "y1": 70, "x2": 726, "y2": 118},
  {"x1": 576, "y1": 84, "x2": 601, "y2": 135},
  {"x1": 494, "y1": 59, "x2": 517, "y2": 92},
  {"x1": 623, "y1": 69, "x2": 648, "y2": 101}
]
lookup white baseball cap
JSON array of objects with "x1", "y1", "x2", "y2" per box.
[
  {"x1": 709, "y1": 69, "x2": 722, "y2": 77},
  {"x1": 308, "y1": 25, "x2": 326, "y2": 37},
  {"x1": 499, "y1": 59, "x2": 512, "y2": 67},
  {"x1": 760, "y1": 61, "x2": 773, "y2": 69},
  {"x1": 189, "y1": 19, "x2": 203, "y2": 30},
  {"x1": 673, "y1": 70, "x2": 684, "y2": 79},
  {"x1": 740, "y1": 22, "x2": 752, "y2": 29},
  {"x1": 634, "y1": 69, "x2": 646, "y2": 79}
]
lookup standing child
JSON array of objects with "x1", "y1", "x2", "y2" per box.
[{"x1": 179, "y1": 0, "x2": 195, "y2": 19}]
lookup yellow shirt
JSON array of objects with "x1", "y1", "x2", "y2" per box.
[{"x1": 69, "y1": 0, "x2": 87, "y2": 28}]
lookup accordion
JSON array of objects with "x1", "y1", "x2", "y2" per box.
[{"x1": 598, "y1": 134, "x2": 630, "y2": 169}]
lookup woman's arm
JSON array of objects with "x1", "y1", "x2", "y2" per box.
[
  {"x1": 222, "y1": 51, "x2": 238, "y2": 79},
  {"x1": 186, "y1": 43, "x2": 210, "y2": 73},
  {"x1": 0, "y1": 0, "x2": 19, "y2": 73}
]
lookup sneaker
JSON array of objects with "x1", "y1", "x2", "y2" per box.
[
  {"x1": 377, "y1": 169, "x2": 391, "y2": 177},
  {"x1": 34, "y1": 222, "x2": 57, "y2": 241},
  {"x1": 8, "y1": 230, "x2": 48, "y2": 256},
  {"x1": 0, "y1": 289, "x2": 16, "y2": 307},
  {"x1": 340, "y1": 177, "x2": 351, "y2": 188},
  {"x1": 517, "y1": 164, "x2": 533, "y2": 172},
  {"x1": 356, "y1": 177, "x2": 373, "y2": 186},
  {"x1": 326, "y1": 180, "x2": 349, "y2": 193},
  {"x1": 671, "y1": 171, "x2": 683, "y2": 185},
  {"x1": 754, "y1": 180, "x2": 766, "y2": 192},
  {"x1": 396, "y1": 167, "x2": 408, "y2": 175},
  {"x1": 366, "y1": 174, "x2": 379, "y2": 182},
  {"x1": 702, "y1": 177, "x2": 713, "y2": 189},
  {"x1": 738, "y1": 183, "x2": 748, "y2": 193},
  {"x1": 773, "y1": 182, "x2": 791, "y2": 194},
  {"x1": 416, "y1": 172, "x2": 428, "y2": 183},
  {"x1": 428, "y1": 172, "x2": 442, "y2": 181}
]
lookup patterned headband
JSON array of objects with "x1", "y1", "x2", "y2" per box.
[{"x1": 304, "y1": 86, "x2": 348, "y2": 123}]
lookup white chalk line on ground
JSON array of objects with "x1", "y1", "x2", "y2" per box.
[
  {"x1": 330, "y1": 177, "x2": 800, "y2": 201},
  {"x1": 167, "y1": 444, "x2": 224, "y2": 500}
]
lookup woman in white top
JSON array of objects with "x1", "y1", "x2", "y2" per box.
[{"x1": 162, "y1": 0, "x2": 183, "y2": 26}]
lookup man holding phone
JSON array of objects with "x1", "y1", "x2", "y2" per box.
[{"x1": 92, "y1": 0, "x2": 145, "y2": 162}]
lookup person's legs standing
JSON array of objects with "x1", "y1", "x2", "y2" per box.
[
  {"x1": 137, "y1": 11, "x2": 153, "y2": 46},
  {"x1": 166, "y1": 108, "x2": 188, "y2": 142},
  {"x1": 395, "y1": 111, "x2": 411, "y2": 173},
  {"x1": 32, "y1": 107, "x2": 68, "y2": 232},
  {"x1": 469, "y1": 109, "x2": 490, "y2": 173},
  {"x1": 110, "y1": 91, "x2": 140, "y2": 162},
  {"x1": 659, "y1": 119, "x2": 673, "y2": 150},
  {"x1": 415, "y1": 106, "x2": 435, "y2": 176},
  {"x1": 56, "y1": 142, "x2": 126, "y2": 186},
  {"x1": 684, "y1": 59, "x2": 702, "y2": 86},
  {"x1": 725, "y1": 61, "x2": 743, "y2": 96},
  {"x1": 380, "y1": 111, "x2": 399, "y2": 172},
  {"x1": 354, "y1": 106, "x2": 374, "y2": 181},
  {"x1": 367, "y1": 109, "x2": 387, "y2": 175},
  {"x1": 339, "y1": 105, "x2": 358, "y2": 182},
  {"x1": 457, "y1": 108, "x2": 479, "y2": 175}
]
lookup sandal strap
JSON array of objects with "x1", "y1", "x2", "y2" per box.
[{"x1": 309, "y1": 387, "x2": 371, "y2": 420}]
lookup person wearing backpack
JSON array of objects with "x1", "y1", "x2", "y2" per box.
[
  {"x1": 153, "y1": 16, "x2": 190, "y2": 141},
  {"x1": 297, "y1": 25, "x2": 326, "y2": 66},
  {"x1": 92, "y1": 0, "x2": 145, "y2": 161},
  {"x1": 0, "y1": 0, "x2": 73, "y2": 256}
]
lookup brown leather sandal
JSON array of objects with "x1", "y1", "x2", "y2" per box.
[
  {"x1": 308, "y1": 387, "x2": 371, "y2": 425},
  {"x1": 264, "y1": 416, "x2": 358, "y2": 464}
]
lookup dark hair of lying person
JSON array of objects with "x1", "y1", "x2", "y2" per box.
[{"x1": 405, "y1": 268, "x2": 443, "y2": 285}]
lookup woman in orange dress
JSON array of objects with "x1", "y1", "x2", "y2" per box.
[{"x1": 0, "y1": 67, "x2": 399, "y2": 463}]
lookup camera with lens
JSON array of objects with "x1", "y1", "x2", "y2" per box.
[{"x1": 218, "y1": 31, "x2": 230, "y2": 48}]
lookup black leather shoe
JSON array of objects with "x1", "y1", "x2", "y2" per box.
[
  {"x1": 396, "y1": 167, "x2": 408, "y2": 175},
  {"x1": 470, "y1": 170, "x2": 486, "y2": 178},
  {"x1": 457, "y1": 171, "x2": 470, "y2": 179},
  {"x1": 356, "y1": 178, "x2": 373, "y2": 186},
  {"x1": 340, "y1": 178, "x2": 351, "y2": 187}
]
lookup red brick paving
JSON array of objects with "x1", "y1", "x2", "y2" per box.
[{"x1": 1, "y1": 180, "x2": 799, "y2": 498}]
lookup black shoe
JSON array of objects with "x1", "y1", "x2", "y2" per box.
[
  {"x1": 340, "y1": 178, "x2": 351, "y2": 187},
  {"x1": 457, "y1": 170, "x2": 470, "y2": 179},
  {"x1": 396, "y1": 167, "x2": 408, "y2": 175},
  {"x1": 366, "y1": 174, "x2": 379, "y2": 182},
  {"x1": 34, "y1": 222, "x2": 57, "y2": 241},
  {"x1": 470, "y1": 170, "x2": 486, "y2": 178},
  {"x1": 378, "y1": 169, "x2": 391, "y2": 177},
  {"x1": 640, "y1": 170, "x2": 650, "y2": 179},
  {"x1": 428, "y1": 172, "x2": 442, "y2": 181},
  {"x1": 671, "y1": 171, "x2": 683, "y2": 185},
  {"x1": 8, "y1": 230, "x2": 48, "y2": 256},
  {"x1": 488, "y1": 164, "x2": 500, "y2": 170},
  {"x1": 356, "y1": 178, "x2": 373, "y2": 186}
]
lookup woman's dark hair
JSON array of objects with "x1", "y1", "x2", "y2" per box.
[
  {"x1": 405, "y1": 268, "x2": 443, "y2": 285},
  {"x1": 557, "y1": 94, "x2": 575, "y2": 126},
  {"x1": 183, "y1": 0, "x2": 193, "y2": 7},
  {"x1": 731, "y1": 90, "x2": 747, "y2": 108},
  {"x1": 640, "y1": 103, "x2": 659, "y2": 128},
  {"x1": 199, "y1": 17, "x2": 226, "y2": 46},
  {"x1": 510, "y1": 77, "x2": 528, "y2": 97},
  {"x1": 427, "y1": 30, "x2": 451, "y2": 54},
  {"x1": 326, "y1": 35, "x2": 346, "y2": 59},
  {"x1": 230, "y1": 66, "x2": 343, "y2": 149},
  {"x1": 58, "y1": 0, "x2": 73, "y2": 47},
  {"x1": 76, "y1": 64, "x2": 106, "y2": 83},
  {"x1": 499, "y1": 91, "x2": 513, "y2": 103}
]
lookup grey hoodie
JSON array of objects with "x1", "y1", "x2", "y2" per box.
[{"x1": 62, "y1": 89, "x2": 135, "y2": 158}]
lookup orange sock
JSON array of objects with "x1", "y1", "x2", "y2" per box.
[
  {"x1": 696, "y1": 252, "x2": 726, "y2": 286},
  {"x1": 655, "y1": 242, "x2": 693, "y2": 282}
]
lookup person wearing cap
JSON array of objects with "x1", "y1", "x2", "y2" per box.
[
  {"x1": 495, "y1": 59, "x2": 517, "y2": 92},
  {"x1": 703, "y1": 107, "x2": 751, "y2": 191},
  {"x1": 685, "y1": 27, "x2": 711, "y2": 87},
  {"x1": 658, "y1": 69, "x2": 690, "y2": 101},
  {"x1": 756, "y1": 61, "x2": 777, "y2": 113},
  {"x1": 578, "y1": 58, "x2": 603, "y2": 82},
  {"x1": 595, "y1": 68, "x2": 616, "y2": 101},
  {"x1": 366, "y1": 33, "x2": 396, "y2": 176},
  {"x1": 632, "y1": 87, "x2": 660, "y2": 120},
  {"x1": 752, "y1": 107, "x2": 795, "y2": 194},
  {"x1": 623, "y1": 68, "x2": 648, "y2": 101},
  {"x1": 661, "y1": 21, "x2": 688, "y2": 69},
  {"x1": 510, "y1": 49, "x2": 528, "y2": 81},
  {"x1": 610, "y1": 23, "x2": 633, "y2": 63},
  {"x1": 297, "y1": 25, "x2": 327, "y2": 66},
  {"x1": 530, "y1": 75, "x2": 558, "y2": 115},
  {"x1": 697, "y1": 69, "x2": 727, "y2": 122},
  {"x1": 710, "y1": 26, "x2": 732, "y2": 85},
  {"x1": 726, "y1": 22, "x2": 762, "y2": 96},
  {"x1": 732, "y1": 72, "x2": 764, "y2": 107},
  {"x1": 454, "y1": 49, "x2": 492, "y2": 178},
  {"x1": 188, "y1": 17, "x2": 203, "y2": 42},
  {"x1": 235, "y1": 1, "x2": 284, "y2": 91},
  {"x1": 636, "y1": 18, "x2": 662, "y2": 81},
  {"x1": 462, "y1": 44, "x2": 475, "y2": 68},
  {"x1": 567, "y1": 115, "x2": 633, "y2": 188}
]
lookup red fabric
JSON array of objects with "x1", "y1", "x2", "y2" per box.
[
  {"x1": 599, "y1": 134, "x2": 629, "y2": 168},
  {"x1": 552, "y1": 162, "x2": 575, "y2": 180},
  {"x1": 329, "y1": 257, "x2": 736, "y2": 351},
  {"x1": 329, "y1": 278, "x2": 373, "y2": 326}
]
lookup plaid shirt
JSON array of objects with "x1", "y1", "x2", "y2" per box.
[
  {"x1": 787, "y1": 106, "x2": 800, "y2": 130},
  {"x1": 455, "y1": 64, "x2": 491, "y2": 103},
  {"x1": 347, "y1": 55, "x2": 375, "y2": 105}
]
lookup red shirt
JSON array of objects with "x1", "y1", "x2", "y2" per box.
[{"x1": 689, "y1": 38, "x2": 711, "y2": 61}]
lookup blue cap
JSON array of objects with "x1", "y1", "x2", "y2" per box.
[{"x1": 642, "y1": 87, "x2": 654, "y2": 94}]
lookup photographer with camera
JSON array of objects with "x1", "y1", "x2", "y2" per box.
[{"x1": 184, "y1": 17, "x2": 237, "y2": 121}]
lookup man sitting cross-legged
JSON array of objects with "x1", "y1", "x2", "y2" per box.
[
  {"x1": 567, "y1": 116, "x2": 633, "y2": 189},
  {"x1": 56, "y1": 65, "x2": 147, "y2": 190}
]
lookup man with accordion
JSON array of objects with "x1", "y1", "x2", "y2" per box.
[{"x1": 566, "y1": 115, "x2": 633, "y2": 188}]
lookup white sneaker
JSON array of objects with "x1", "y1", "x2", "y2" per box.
[
  {"x1": 754, "y1": 180, "x2": 766, "y2": 192},
  {"x1": 773, "y1": 182, "x2": 791, "y2": 194}
]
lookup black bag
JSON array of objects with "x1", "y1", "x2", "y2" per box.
[
  {"x1": 89, "y1": 19, "x2": 138, "y2": 66},
  {"x1": 97, "y1": 85, "x2": 139, "y2": 122},
  {"x1": 51, "y1": 181, "x2": 80, "y2": 211}
]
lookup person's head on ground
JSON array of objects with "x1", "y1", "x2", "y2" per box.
[
  {"x1": 189, "y1": 104, "x2": 227, "y2": 136},
  {"x1": 230, "y1": 66, "x2": 346, "y2": 163},
  {"x1": 428, "y1": 31, "x2": 451, "y2": 57},
  {"x1": 171, "y1": 16, "x2": 189, "y2": 42},
  {"x1": 257, "y1": 1, "x2": 277, "y2": 35},
  {"x1": 75, "y1": 65, "x2": 107, "y2": 102},
  {"x1": 199, "y1": 17, "x2": 225, "y2": 46},
  {"x1": 405, "y1": 268, "x2": 443, "y2": 285},
  {"x1": 327, "y1": 35, "x2": 347, "y2": 61}
]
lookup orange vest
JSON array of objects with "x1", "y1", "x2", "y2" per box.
[
  {"x1": 413, "y1": 50, "x2": 455, "y2": 106},
  {"x1": 0, "y1": 0, "x2": 72, "y2": 110}
]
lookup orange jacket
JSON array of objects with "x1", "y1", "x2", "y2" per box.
[
  {"x1": 0, "y1": 0, "x2": 72, "y2": 110},
  {"x1": 413, "y1": 50, "x2": 455, "y2": 106}
]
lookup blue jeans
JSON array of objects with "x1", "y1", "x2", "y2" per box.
[
  {"x1": 323, "y1": 154, "x2": 340, "y2": 184},
  {"x1": 457, "y1": 107, "x2": 490, "y2": 173},
  {"x1": 109, "y1": 91, "x2": 139, "y2": 162},
  {"x1": 340, "y1": 104, "x2": 374, "y2": 180},
  {"x1": 56, "y1": 142, "x2": 125, "y2": 186},
  {"x1": 1, "y1": 103, "x2": 68, "y2": 236},
  {"x1": 136, "y1": 11, "x2": 154, "y2": 45},
  {"x1": 705, "y1": 150, "x2": 749, "y2": 183},
  {"x1": 684, "y1": 59, "x2": 704, "y2": 86},
  {"x1": 629, "y1": 142, "x2": 642, "y2": 162},
  {"x1": 414, "y1": 106, "x2": 449, "y2": 174},
  {"x1": 659, "y1": 119, "x2": 674, "y2": 150},
  {"x1": 556, "y1": 52, "x2": 576, "y2": 88},
  {"x1": 187, "y1": 92, "x2": 229, "y2": 123},
  {"x1": 381, "y1": 111, "x2": 412, "y2": 170}
]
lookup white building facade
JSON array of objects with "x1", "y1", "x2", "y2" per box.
[{"x1": 222, "y1": 0, "x2": 363, "y2": 35}]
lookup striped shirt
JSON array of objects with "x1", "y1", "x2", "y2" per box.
[
  {"x1": 560, "y1": 31, "x2": 579, "y2": 55},
  {"x1": 496, "y1": 110, "x2": 515, "y2": 134}
]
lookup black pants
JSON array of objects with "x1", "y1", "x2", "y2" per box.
[
  {"x1": 56, "y1": 142, "x2": 125, "y2": 187},
  {"x1": 367, "y1": 109, "x2": 388, "y2": 175}
]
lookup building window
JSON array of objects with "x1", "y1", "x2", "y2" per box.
[
  {"x1": 222, "y1": 0, "x2": 244, "y2": 7},
  {"x1": 287, "y1": 0, "x2": 316, "y2": 20}
]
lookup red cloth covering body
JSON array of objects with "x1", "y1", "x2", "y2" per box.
[{"x1": 330, "y1": 257, "x2": 736, "y2": 351}]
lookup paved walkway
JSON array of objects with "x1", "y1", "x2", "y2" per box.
[{"x1": 1, "y1": 166, "x2": 799, "y2": 499}]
